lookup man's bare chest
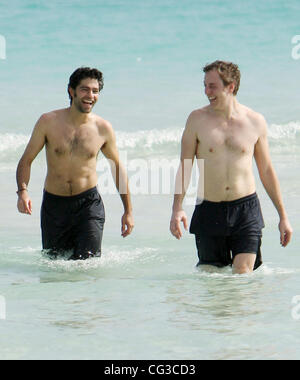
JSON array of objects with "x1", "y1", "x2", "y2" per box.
[
  {"x1": 46, "y1": 126, "x2": 104, "y2": 160},
  {"x1": 198, "y1": 124, "x2": 258, "y2": 155}
]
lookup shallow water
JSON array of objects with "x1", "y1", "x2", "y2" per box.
[
  {"x1": 1, "y1": 188, "x2": 300, "y2": 360},
  {"x1": 1, "y1": 256, "x2": 300, "y2": 360}
]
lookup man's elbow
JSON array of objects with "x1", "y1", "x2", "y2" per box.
[
  {"x1": 258, "y1": 163, "x2": 276, "y2": 183},
  {"x1": 17, "y1": 155, "x2": 33, "y2": 170}
]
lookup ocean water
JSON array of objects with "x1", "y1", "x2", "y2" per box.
[{"x1": 0, "y1": 0, "x2": 300, "y2": 360}]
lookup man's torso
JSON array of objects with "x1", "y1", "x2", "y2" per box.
[
  {"x1": 193, "y1": 104, "x2": 263, "y2": 201},
  {"x1": 43, "y1": 109, "x2": 106, "y2": 196}
]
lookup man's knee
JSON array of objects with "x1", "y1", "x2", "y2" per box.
[
  {"x1": 232, "y1": 264, "x2": 253, "y2": 274},
  {"x1": 232, "y1": 253, "x2": 256, "y2": 274}
]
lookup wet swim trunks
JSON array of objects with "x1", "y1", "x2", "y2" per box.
[
  {"x1": 41, "y1": 187, "x2": 105, "y2": 260},
  {"x1": 190, "y1": 193, "x2": 264, "y2": 270}
]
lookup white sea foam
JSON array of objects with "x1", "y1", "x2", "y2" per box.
[
  {"x1": 37, "y1": 246, "x2": 159, "y2": 272},
  {"x1": 0, "y1": 121, "x2": 299, "y2": 167},
  {"x1": 267, "y1": 122, "x2": 300, "y2": 154},
  {"x1": 116, "y1": 128, "x2": 183, "y2": 150},
  {"x1": 0, "y1": 133, "x2": 30, "y2": 168},
  {"x1": 268, "y1": 121, "x2": 300, "y2": 140},
  {"x1": 194, "y1": 263, "x2": 298, "y2": 279},
  {"x1": 0, "y1": 133, "x2": 29, "y2": 153}
]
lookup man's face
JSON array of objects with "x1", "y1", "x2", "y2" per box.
[
  {"x1": 204, "y1": 69, "x2": 233, "y2": 108},
  {"x1": 70, "y1": 78, "x2": 100, "y2": 113}
]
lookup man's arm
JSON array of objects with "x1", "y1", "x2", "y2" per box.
[
  {"x1": 170, "y1": 112, "x2": 198, "y2": 239},
  {"x1": 16, "y1": 115, "x2": 47, "y2": 215},
  {"x1": 254, "y1": 115, "x2": 293, "y2": 247},
  {"x1": 101, "y1": 122, "x2": 134, "y2": 238}
]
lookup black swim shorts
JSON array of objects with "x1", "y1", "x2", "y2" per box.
[
  {"x1": 189, "y1": 193, "x2": 264, "y2": 270},
  {"x1": 41, "y1": 187, "x2": 105, "y2": 260}
]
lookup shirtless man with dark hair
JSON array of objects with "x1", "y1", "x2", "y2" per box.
[
  {"x1": 170, "y1": 60, "x2": 292, "y2": 274},
  {"x1": 17, "y1": 67, "x2": 134, "y2": 260}
]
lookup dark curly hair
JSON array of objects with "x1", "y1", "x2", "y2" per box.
[
  {"x1": 68, "y1": 67, "x2": 104, "y2": 104},
  {"x1": 203, "y1": 60, "x2": 241, "y2": 95}
]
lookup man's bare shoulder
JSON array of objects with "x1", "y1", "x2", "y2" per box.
[
  {"x1": 94, "y1": 114, "x2": 112, "y2": 131},
  {"x1": 38, "y1": 108, "x2": 67, "y2": 126},
  {"x1": 186, "y1": 106, "x2": 210, "y2": 128},
  {"x1": 188, "y1": 106, "x2": 210, "y2": 120},
  {"x1": 241, "y1": 105, "x2": 268, "y2": 134},
  {"x1": 93, "y1": 114, "x2": 115, "y2": 138}
]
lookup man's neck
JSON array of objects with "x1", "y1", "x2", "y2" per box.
[
  {"x1": 210, "y1": 96, "x2": 239, "y2": 121},
  {"x1": 68, "y1": 105, "x2": 91, "y2": 126}
]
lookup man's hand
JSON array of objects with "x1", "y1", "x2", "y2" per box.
[
  {"x1": 121, "y1": 212, "x2": 134, "y2": 238},
  {"x1": 170, "y1": 210, "x2": 188, "y2": 240},
  {"x1": 17, "y1": 191, "x2": 32, "y2": 215},
  {"x1": 279, "y1": 217, "x2": 293, "y2": 247}
]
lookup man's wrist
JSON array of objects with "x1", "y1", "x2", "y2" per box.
[
  {"x1": 124, "y1": 209, "x2": 133, "y2": 215},
  {"x1": 172, "y1": 204, "x2": 183, "y2": 213},
  {"x1": 279, "y1": 214, "x2": 288, "y2": 221},
  {"x1": 278, "y1": 207, "x2": 288, "y2": 220},
  {"x1": 16, "y1": 188, "x2": 28, "y2": 195}
]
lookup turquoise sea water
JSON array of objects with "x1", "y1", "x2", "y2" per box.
[{"x1": 0, "y1": 0, "x2": 300, "y2": 360}]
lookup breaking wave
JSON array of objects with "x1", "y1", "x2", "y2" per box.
[{"x1": 1, "y1": 121, "x2": 299, "y2": 169}]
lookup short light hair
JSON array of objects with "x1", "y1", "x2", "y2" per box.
[{"x1": 203, "y1": 60, "x2": 241, "y2": 95}]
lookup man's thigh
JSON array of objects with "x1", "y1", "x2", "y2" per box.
[
  {"x1": 70, "y1": 218, "x2": 105, "y2": 260},
  {"x1": 231, "y1": 235, "x2": 263, "y2": 272},
  {"x1": 195, "y1": 234, "x2": 232, "y2": 268}
]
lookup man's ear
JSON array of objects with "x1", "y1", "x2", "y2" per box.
[{"x1": 228, "y1": 82, "x2": 235, "y2": 95}]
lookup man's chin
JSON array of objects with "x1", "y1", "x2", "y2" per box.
[{"x1": 76, "y1": 105, "x2": 94, "y2": 114}]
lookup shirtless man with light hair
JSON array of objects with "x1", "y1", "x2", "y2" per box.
[
  {"x1": 170, "y1": 60, "x2": 292, "y2": 274},
  {"x1": 17, "y1": 67, "x2": 134, "y2": 260}
]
